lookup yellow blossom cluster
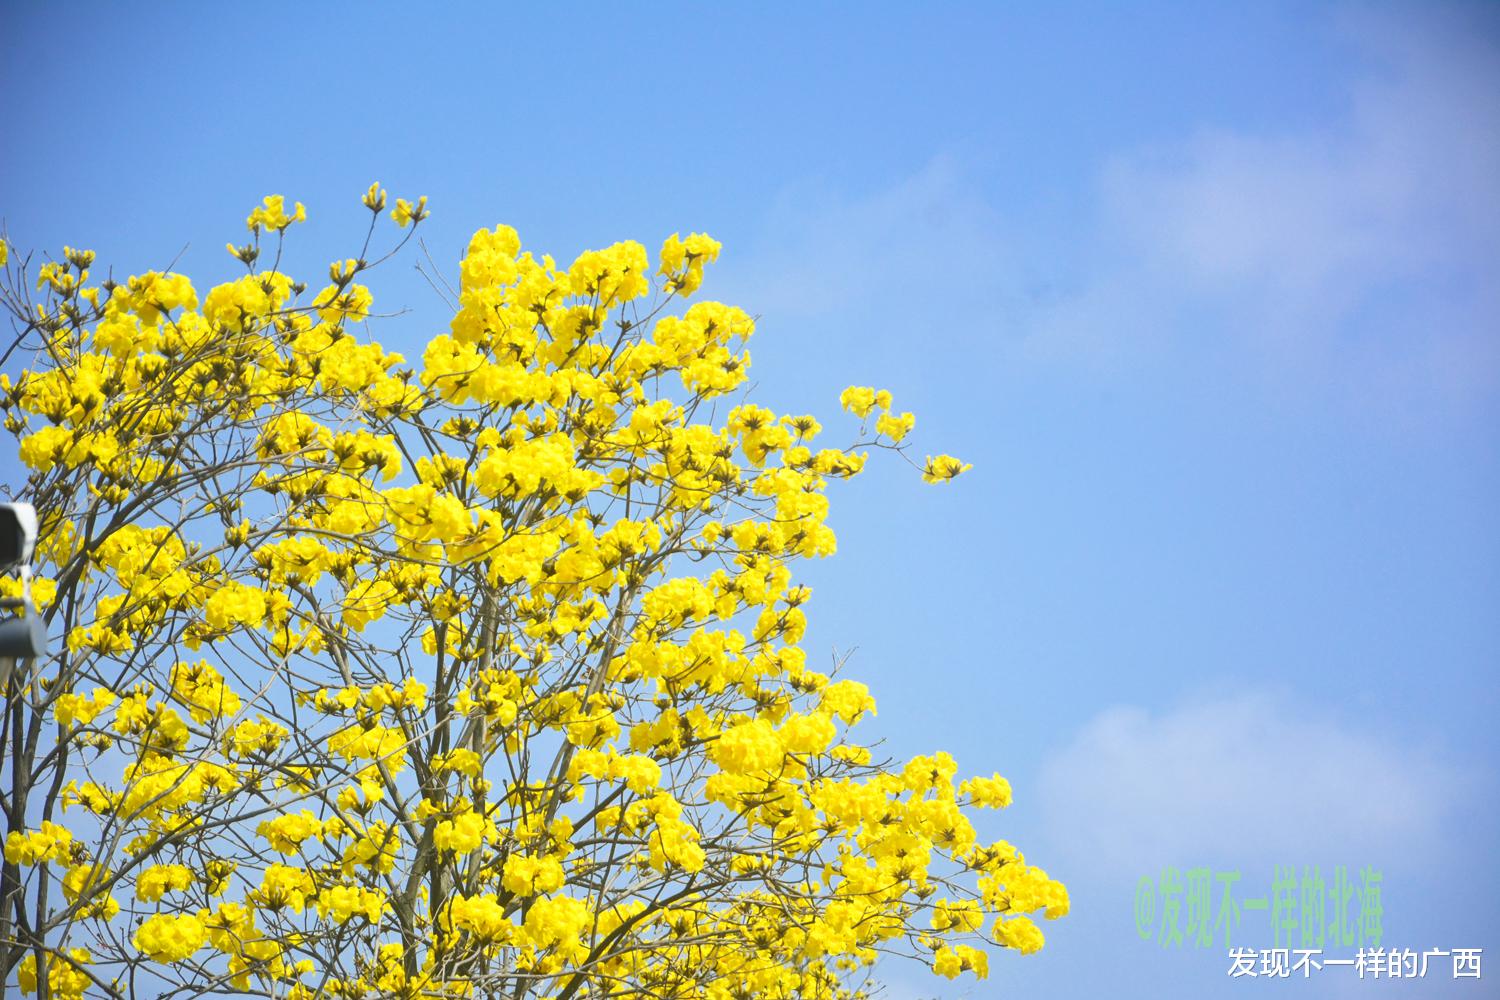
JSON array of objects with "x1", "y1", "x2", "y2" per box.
[
  {"x1": 0, "y1": 189, "x2": 1033, "y2": 1000},
  {"x1": 133, "y1": 913, "x2": 208, "y2": 963}
]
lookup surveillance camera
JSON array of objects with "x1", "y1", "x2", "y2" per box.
[
  {"x1": 0, "y1": 503, "x2": 38, "y2": 571},
  {"x1": 0, "y1": 503, "x2": 46, "y2": 660},
  {"x1": 0, "y1": 600, "x2": 46, "y2": 658}
]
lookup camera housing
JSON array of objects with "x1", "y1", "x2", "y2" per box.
[{"x1": 0, "y1": 502, "x2": 47, "y2": 660}]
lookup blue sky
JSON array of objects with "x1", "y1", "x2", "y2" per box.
[{"x1": 2, "y1": 1, "x2": 1496, "y2": 995}]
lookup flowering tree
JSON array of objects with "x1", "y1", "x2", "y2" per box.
[{"x1": 0, "y1": 189, "x2": 1066, "y2": 1000}]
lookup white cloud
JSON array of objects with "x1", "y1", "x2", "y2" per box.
[
  {"x1": 1037, "y1": 692, "x2": 1473, "y2": 880},
  {"x1": 725, "y1": 5, "x2": 1500, "y2": 418},
  {"x1": 1026, "y1": 5, "x2": 1500, "y2": 406}
]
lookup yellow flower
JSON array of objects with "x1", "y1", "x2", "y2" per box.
[
  {"x1": 933, "y1": 943, "x2": 988, "y2": 979},
  {"x1": 362, "y1": 182, "x2": 387, "y2": 212},
  {"x1": 446, "y1": 894, "x2": 515, "y2": 942},
  {"x1": 246, "y1": 194, "x2": 306, "y2": 232},
  {"x1": 960, "y1": 773, "x2": 1013, "y2": 809},
  {"x1": 710, "y1": 719, "x2": 783, "y2": 775},
  {"x1": 53, "y1": 686, "x2": 115, "y2": 728},
  {"x1": 134, "y1": 912, "x2": 208, "y2": 963},
  {"x1": 223, "y1": 716, "x2": 288, "y2": 758},
  {"x1": 994, "y1": 914, "x2": 1046, "y2": 954},
  {"x1": 658, "y1": 231, "x2": 722, "y2": 297},
  {"x1": 251, "y1": 864, "x2": 315, "y2": 912},
  {"x1": 313, "y1": 282, "x2": 373, "y2": 322},
  {"x1": 315, "y1": 884, "x2": 386, "y2": 923},
  {"x1": 839, "y1": 385, "x2": 880, "y2": 418},
  {"x1": 204, "y1": 582, "x2": 268, "y2": 631},
  {"x1": 257, "y1": 811, "x2": 324, "y2": 854},
  {"x1": 169, "y1": 659, "x2": 242, "y2": 723},
  {"x1": 433, "y1": 811, "x2": 488, "y2": 856},
  {"x1": 876, "y1": 410, "x2": 915, "y2": 442},
  {"x1": 4, "y1": 822, "x2": 73, "y2": 866},
  {"x1": 819, "y1": 679, "x2": 877, "y2": 723},
  {"x1": 343, "y1": 578, "x2": 397, "y2": 631},
  {"x1": 922, "y1": 454, "x2": 973, "y2": 483},
  {"x1": 136, "y1": 864, "x2": 194, "y2": 902},
  {"x1": 18, "y1": 425, "x2": 73, "y2": 471},
  {"x1": 501, "y1": 854, "x2": 566, "y2": 896},
  {"x1": 17, "y1": 949, "x2": 91, "y2": 1000},
  {"x1": 391, "y1": 195, "x2": 428, "y2": 228}
]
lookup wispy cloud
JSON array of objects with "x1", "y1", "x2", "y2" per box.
[
  {"x1": 727, "y1": 5, "x2": 1500, "y2": 420},
  {"x1": 1037, "y1": 691, "x2": 1475, "y2": 881},
  {"x1": 1028, "y1": 6, "x2": 1500, "y2": 409}
]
